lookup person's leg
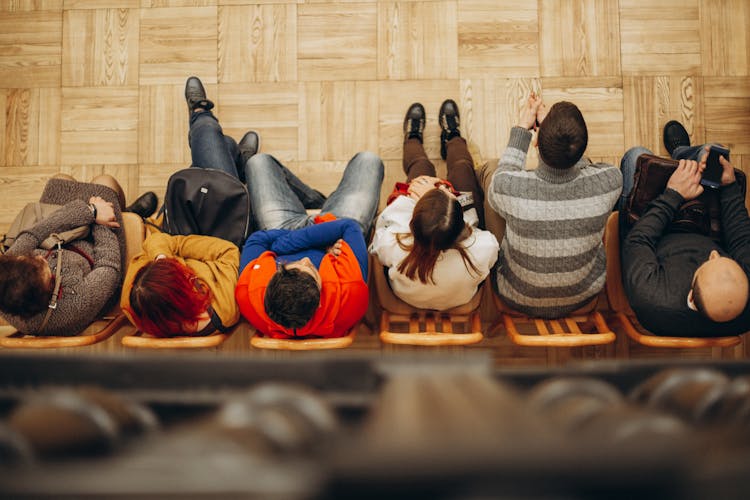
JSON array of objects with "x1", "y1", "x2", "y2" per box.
[
  {"x1": 445, "y1": 137, "x2": 485, "y2": 228},
  {"x1": 244, "y1": 154, "x2": 311, "y2": 230},
  {"x1": 320, "y1": 151, "x2": 385, "y2": 234},
  {"x1": 188, "y1": 111, "x2": 240, "y2": 179},
  {"x1": 672, "y1": 144, "x2": 712, "y2": 162},
  {"x1": 476, "y1": 160, "x2": 505, "y2": 244},
  {"x1": 90, "y1": 174, "x2": 126, "y2": 211},
  {"x1": 403, "y1": 138, "x2": 436, "y2": 181}
]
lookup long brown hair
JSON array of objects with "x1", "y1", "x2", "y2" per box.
[{"x1": 396, "y1": 189, "x2": 480, "y2": 284}]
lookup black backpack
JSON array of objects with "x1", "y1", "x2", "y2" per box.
[{"x1": 161, "y1": 168, "x2": 251, "y2": 248}]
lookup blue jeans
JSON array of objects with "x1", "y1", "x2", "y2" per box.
[
  {"x1": 188, "y1": 111, "x2": 242, "y2": 178},
  {"x1": 245, "y1": 151, "x2": 385, "y2": 234}
]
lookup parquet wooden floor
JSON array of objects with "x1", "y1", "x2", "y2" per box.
[{"x1": 0, "y1": 0, "x2": 748, "y2": 364}]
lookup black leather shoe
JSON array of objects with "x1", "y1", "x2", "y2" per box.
[
  {"x1": 663, "y1": 120, "x2": 690, "y2": 156},
  {"x1": 403, "y1": 103, "x2": 426, "y2": 144},
  {"x1": 238, "y1": 131, "x2": 260, "y2": 165},
  {"x1": 125, "y1": 192, "x2": 158, "y2": 219},
  {"x1": 439, "y1": 99, "x2": 461, "y2": 160},
  {"x1": 185, "y1": 76, "x2": 214, "y2": 114}
]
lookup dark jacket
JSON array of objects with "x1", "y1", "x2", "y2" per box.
[{"x1": 623, "y1": 182, "x2": 750, "y2": 337}]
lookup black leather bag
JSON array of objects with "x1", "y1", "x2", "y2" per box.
[
  {"x1": 161, "y1": 168, "x2": 251, "y2": 248},
  {"x1": 625, "y1": 154, "x2": 746, "y2": 240}
]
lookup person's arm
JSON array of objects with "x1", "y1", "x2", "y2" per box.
[
  {"x1": 338, "y1": 219, "x2": 368, "y2": 279},
  {"x1": 717, "y1": 156, "x2": 750, "y2": 271},
  {"x1": 624, "y1": 160, "x2": 703, "y2": 295},
  {"x1": 7, "y1": 200, "x2": 95, "y2": 256},
  {"x1": 270, "y1": 219, "x2": 353, "y2": 255},
  {"x1": 240, "y1": 229, "x2": 287, "y2": 272},
  {"x1": 143, "y1": 233, "x2": 238, "y2": 265}
]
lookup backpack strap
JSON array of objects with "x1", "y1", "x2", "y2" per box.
[{"x1": 39, "y1": 238, "x2": 63, "y2": 332}]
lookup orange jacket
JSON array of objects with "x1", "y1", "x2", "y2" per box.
[{"x1": 235, "y1": 244, "x2": 368, "y2": 339}]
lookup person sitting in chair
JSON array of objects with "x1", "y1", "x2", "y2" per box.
[
  {"x1": 235, "y1": 147, "x2": 384, "y2": 339},
  {"x1": 369, "y1": 101, "x2": 498, "y2": 310},
  {"x1": 619, "y1": 121, "x2": 750, "y2": 337}
]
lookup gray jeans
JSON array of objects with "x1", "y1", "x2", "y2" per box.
[{"x1": 244, "y1": 151, "x2": 384, "y2": 235}]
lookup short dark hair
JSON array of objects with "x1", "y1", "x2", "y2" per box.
[
  {"x1": 264, "y1": 266, "x2": 320, "y2": 328},
  {"x1": 537, "y1": 101, "x2": 588, "y2": 169},
  {"x1": 0, "y1": 255, "x2": 52, "y2": 318}
]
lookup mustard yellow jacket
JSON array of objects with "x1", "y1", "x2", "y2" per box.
[{"x1": 121, "y1": 232, "x2": 240, "y2": 332}]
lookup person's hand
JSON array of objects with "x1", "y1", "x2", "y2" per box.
[
  {"x1": 700, "y1": 145, "x2": 737, "y2": 186},
  {"x1": 327, "y1": 239, "x2": 344, "y2": 257},
  {"x1": 519, "y1": 92, "x2": 543, "y2": 130},
  {"x1": 155, "y1": 254, "x2": 167, "y2": 260},
  {"x1": 666, "y1": 159, "x2": 704, "y2": 200},
  {"x1": 407, "y1": 176, "x2": 442, "y2": 201},
  {"x1": 88, "y1": 196, "x2": 120, "y2": 228},
  {"x1": 536, "y1": 100, "x2": 548, "y2": 128}
]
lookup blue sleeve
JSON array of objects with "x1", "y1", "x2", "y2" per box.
[
  {"x1": 270, "y1": 219, "x2": 352, "y2": 255},
  {"x1": 341, "y1": 219, "x2": 368, "y2": 279},
  {"x1": 239, "y1": 229, "x2": 288, "y2": 272}
]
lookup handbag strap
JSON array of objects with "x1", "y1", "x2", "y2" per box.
[{"x1": 39, "y1": 238, "x2": 63, "y2": 332}]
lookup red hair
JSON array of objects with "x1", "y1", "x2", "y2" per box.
[{"x1": 128, "y1": 258, "x2": 212, "y2": 337}]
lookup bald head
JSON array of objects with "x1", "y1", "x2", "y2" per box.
[{"x1": 691, "y1": 251, "x2": 749, "y2": 323}]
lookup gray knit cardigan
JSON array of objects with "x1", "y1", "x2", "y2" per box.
[{"x1": 1, "y1": 179, "x2": 124, "y2": 336}]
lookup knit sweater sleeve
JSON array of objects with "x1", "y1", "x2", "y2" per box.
[
  {"x1": 7, "y1": 200, "x2": 95, "y2": 256},
  {"x1": 488, "y1": 127, "x2": 532, "y2": 218}
]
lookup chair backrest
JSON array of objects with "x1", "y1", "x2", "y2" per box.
[
  {"x1": 604, "y1": 212, "x2": 633, "y2": 314},
  {"x1": 121, "y1": 212, "x2": 146, "y2": 274},
  {"x1": 372, "y1": 255, "x2": 482, "y2": 315}
]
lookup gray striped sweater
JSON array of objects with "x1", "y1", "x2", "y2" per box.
[{"x1": 487, "y1": 127, "x2": 623, "y2": 318}]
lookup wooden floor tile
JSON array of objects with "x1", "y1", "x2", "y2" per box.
[
  {"x1": 63, "y1": 8, "x2": 138, "y2": 87},
  {"x1": 704, "y1": 77, "x2": 750, "y2": 154},
  {"x1": 217, "y1": 82, "x2": 299, "y2": 162},
  {"x1": 539, "y1": 0, "x2": 621, "y2": 77},
  {"x1": 378, "y1": 80, "x2": 460, "y2": 161},
  {"x1": 542, "y1": 77, "x2": 625, "y2": 158},
  {"x1": 138, "y1": 84, "x2": 207, "y2": 165},
  {"x1": 624, "y1": 76, "x2": 704, "y2": 155},
  {"x1": 700, "y1": 0, "x2": 750, "y2": 76},
  {"x1": 458, "y1": 0, "x2": 539, "y2": 78},
  {"x1": 64, "y1": 0, "x2": 139, "y2": 8},
  {"x1": 298, "y1": 2, "x2": 377, "y2": 81},
  {"x1": 299, "y1": 81, "x2": 379, "y2": 161},
  {"x1": 139, "y1": 6, "x2": 218, "y2": 85},
  {"x1": 620, "y1": 0, "x2": 701, "y2": 75},
  {"x1": 0, "y1": 10, "x2": 61, "y2": 87},
  {"x1": 137, "y1": 162, "x2": 184, "y2": 203},
  {"x1": 1, "y1": 88, "x2": 61, "y2": 167},
  {"x1": 460, "y1": 77, "x2": 541, "y2": 161},
  {"x1": 61, "y1": 87, "x2": 139, "y2": 165},
  {"x1": 378, "y1": 1, "x2": 458, "y2": 80},
  {"x1": 218, "y1": 4, "x2": 296, "y2": 83},
  {"x1": 0, "y1": 1, "x2": 62, "y2": 11}
]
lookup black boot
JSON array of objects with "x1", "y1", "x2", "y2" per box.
[
  {"x1": 403, "y1": 103, "x2": 426, "y2": 144},
  {"x1": 663, "y1": 120, "x2": 690, "y2": 156},
  {"x1": 238, "y1": 131, "x2": 260, "y2": 165},
  {"x1": 185, "y1": 76, "x2": 214, "y2": 115},
  {"x1": 125, "y1": 192, "x2": 158, "y2": 219},
  {"x1": 439, "y1": 99, "x2": 461, "y2": 160}
]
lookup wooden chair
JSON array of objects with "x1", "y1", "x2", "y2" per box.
[
  {"x1": 121, "y1": 328, "x2": 232, "y2": 349},
  {"x1": 604, "y1": 212, "x2": 742, "y2": 350},
  {"x1": 0, "y1": 212, "x2": 145, "y2": 349},
  {"x1": 373, "y1": 256, "x2": 483, "y2": 346},
  {"x1": 491, "y1": 292, "x2": 615, "y2": 347},
  {"x1": 250, "y1": 331, "x2": 355, "y2": 350}
]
